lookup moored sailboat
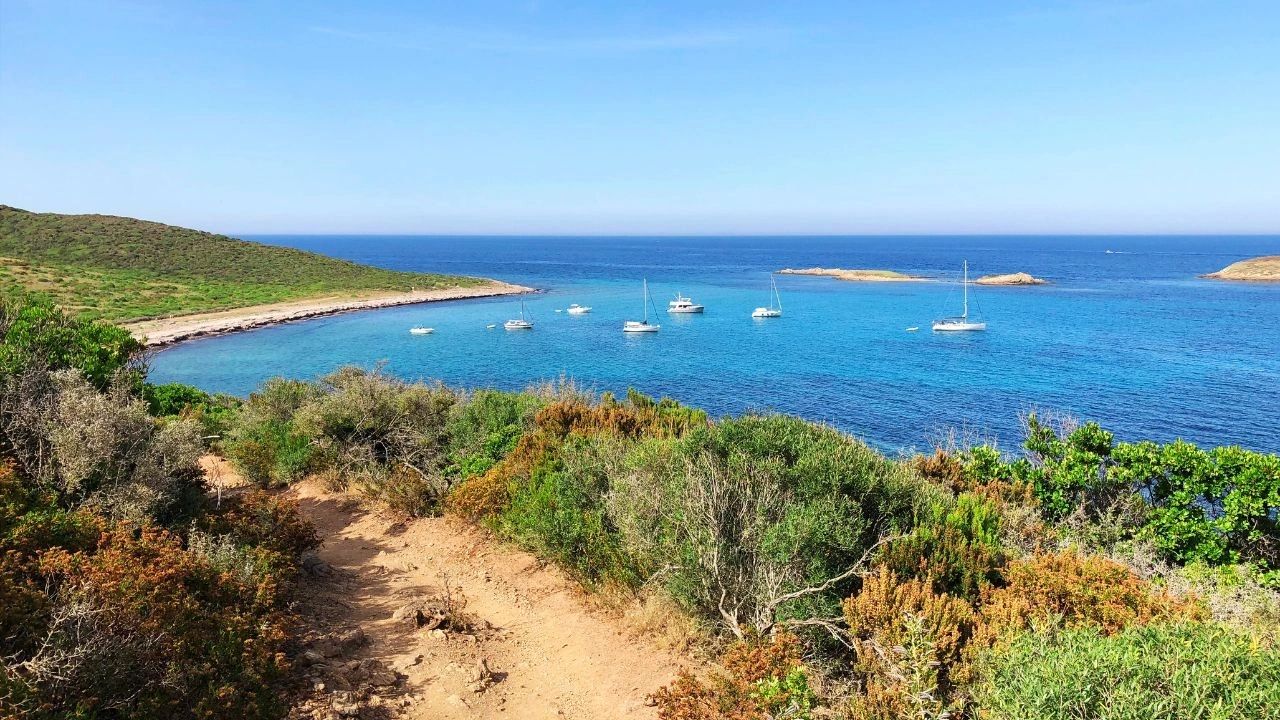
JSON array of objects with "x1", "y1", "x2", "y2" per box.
[
  {"x1": 752, "y1": 274, "x2": 783, "y2": 318},
  {"x1": 932, "y1": 260, "x2": 987, "y2": 332},
  {"x1": 623, "y1": 279, "x2": 661, "y2": 333},
  {"x1": 504, "y1": 300, "x2": 534, "y2": 330}
]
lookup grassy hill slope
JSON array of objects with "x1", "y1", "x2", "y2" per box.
[{"x1": 0, "y1": 205, "x2": 484, "y2": 322}]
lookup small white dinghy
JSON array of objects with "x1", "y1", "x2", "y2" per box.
[
  {"x1": 567, "y1": 304, "x2": 592, "y2": 315},
  {"x1": 623, "y1": 279, "x2": 661, "y2": 333},
  {"x1": 409, "y1": 327, "x2": 434, "y2": 335}
]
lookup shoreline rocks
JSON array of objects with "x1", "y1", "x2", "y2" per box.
[
  {"x1": 974, "y1": 272, "x2": 1047, "y2": 286},
  {"x1": 778, "y1": 267, "x2": 928, "y2": 282},
  {"x1": 1203, "y1": 256, "x2": 1280, "y2": 282}
]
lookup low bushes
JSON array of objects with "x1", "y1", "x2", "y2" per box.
[
  {"x1": 972, "y1": 622, "x2": 1280, "y2": 720},
  {"x1": 1, "y1": 295, "x2": 312, "y2": 719},
  {"x1": 654, "y1": 633, "x2": 816, "y2": 720}
]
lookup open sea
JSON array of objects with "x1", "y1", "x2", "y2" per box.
[{"x1": 149, "y1": 235, "x2": 1280, "y2": 454}]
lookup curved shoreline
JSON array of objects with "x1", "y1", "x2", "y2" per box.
[{"x1": 126, "y1": 280, "x2": 534, "y2": 347}]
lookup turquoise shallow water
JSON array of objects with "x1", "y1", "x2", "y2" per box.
[{"x1": 149, "y1": 235, "x2": 1280, "y2": 453}]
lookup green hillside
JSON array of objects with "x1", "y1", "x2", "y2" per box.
[{"x1": 0, "y1": 205, "x2": 483, "y2": 322}]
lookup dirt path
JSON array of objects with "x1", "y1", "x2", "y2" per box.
[{"x1": 285, "y1": 478, "x2": 686, "y2": 719}]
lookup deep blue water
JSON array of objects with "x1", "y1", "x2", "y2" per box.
[{"x1": 149, "y1": 235, "x2": 1280, "y2": 454}]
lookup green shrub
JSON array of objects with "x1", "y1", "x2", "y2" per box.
[
  {"x1": 609, "y1": 415, "x2": 941, "y2": 637},
  {"x1": 498, "y1": 435, "x2": 639, "y2": 586},
  {"x1": 445, "y1": 389, "x2": 543, "y2": 479},
  {"x1": 881, "y1": 492, "x2": 1005, "y2": 599},
  {"x1": 0, "y1": 292, "x2": 141, "y2": 390},
  {"x1": 972, "y1": 622, "x2": 1280, "y2": 720},
  {"x1": 224, "y1": 419, "x2": 315, "y2": 487},
  {"x1": 1112, "y1": 441, "x2": 1280, "y2": 580}
]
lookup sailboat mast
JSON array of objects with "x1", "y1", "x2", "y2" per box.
[
  {"x1": 962, "y1": 261, "x2": 969, "y2": 319},
  {"x1": 642, "y1": 279, "x2": 648, "y2": 323},
  {"x1": 772, "y1": 274, "x2": 782, "y2": 311}
]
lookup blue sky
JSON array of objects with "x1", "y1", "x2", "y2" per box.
[{"x1": 1, "y1": 1, "x2": 1277, "y2": 234}]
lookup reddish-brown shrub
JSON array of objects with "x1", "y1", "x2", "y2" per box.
[
  {"x1": 653, "y1": 633, "x2": 811, "y2": 720},
  {"x1": 535, "y1": 398, "x2": 707, "y2": 440},
  {"x1": 843, "y1": 565, "x2": 976, "y2": 712},
  {"x1": 973, "y1": 551, "x2": 1206, "y2": 647},
  {"x1": 15, "y1": 525, "x2": 292, "y2": 719},
  {"x1": 198, "y1": 489, "x2": 318, "y2": 557}
]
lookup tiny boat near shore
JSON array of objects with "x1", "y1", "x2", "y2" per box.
[{"x1": 409, "y1": 327, "x2": 434, "y2": 335}]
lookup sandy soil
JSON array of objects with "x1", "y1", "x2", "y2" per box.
[
  {"x1": 124, "y1": 281, "x2": 533, "y2": 347},
  {"x1": 974, "y1": 272, "x2": 1047, "y2": 286},
  {"x1": 285, "y1": 477, "x2": 687, "y2": 719},
  {"x1": 1203, "y1": 256, "x2": 1280, "y2": 282},
  {"x1": 778, "y1": 267, "x2": 928, "y2": 282}
]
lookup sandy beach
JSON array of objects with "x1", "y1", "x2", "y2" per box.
[{"x1": 125, "y1": 280, "x2": 534, "y2": 346}]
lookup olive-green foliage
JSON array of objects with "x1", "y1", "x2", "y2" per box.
[
  {"x1": 609, "y1": 415, "x2": 941, "y2": 635},
  {"x1": 881, "y1": 492, "x2": 1005, "y2": 600},
  {"x1": 0, "y1": 291, "x2": 141, "y2": 389},
  {"x1": 0, "y1": 205, "x2": 483, "y2": 322},
  {"x1": 223, "y1": 378, "x2": 323, "y2": 486},
  {"x1": 972, "y1": 622, "x2": 1280, "y2": 720},
  {"x1": 445, "y1": 389, "x2": 544, "y2": 480},
  {"x1": 499, "y1": 434, "x2": 639, "y2": 586}
]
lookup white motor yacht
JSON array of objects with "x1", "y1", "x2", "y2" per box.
[{"x1": 667, "y1": 292, "x2": 705, "y2": 313}]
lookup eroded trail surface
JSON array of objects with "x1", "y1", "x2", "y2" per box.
[{"x1": 285, "y1": 478, "x2": 685, "y2": 719}]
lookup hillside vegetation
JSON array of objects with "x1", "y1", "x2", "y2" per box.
[{"x1": 0, "y1": 206, "x2": 483, "y2": 322}]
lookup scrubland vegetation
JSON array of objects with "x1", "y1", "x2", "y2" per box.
[
  {"x1": 1, "y1": 293, "x2": 316, "y2": 718},
  {"x1": 218, "y1": 359, "x2": 1280, "y2": 718},
  {"x1": 4, "y1": 289, "x2": 1278, "y2": 718},
  {"x1": 0, "y1": 205, "x2": 481, "y2": 322}
]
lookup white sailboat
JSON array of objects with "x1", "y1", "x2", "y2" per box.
[
  {"x1": 504, "y1": 300, "x2": 534, "y2": 330},
  {"x1": 409, "y1": 327, "x2": 434, "y2": 335},
  {"x1": 752, "y1": 274, "x2": 783, "y2": 318},
  {"x1": 932, "y1": 260, "x2": 987, "y2": 332},
  {"x1": 623, "y1": 279, "x2": 661, "y2": 333}
]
